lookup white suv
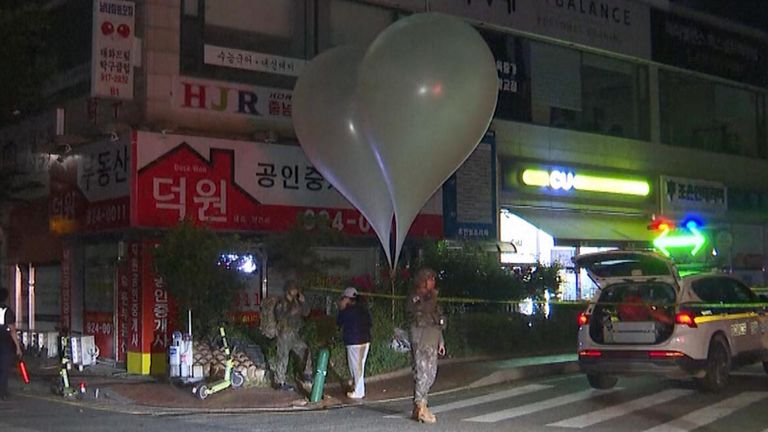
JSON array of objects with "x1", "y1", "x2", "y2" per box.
[{"x1": 575, "y1": 250, "x2": 768, "y2": 392}]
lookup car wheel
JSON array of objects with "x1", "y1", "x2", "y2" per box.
[
  {"x1": 762, "y1": 361, "x2": 768, "y2": 374},
  {"x1": 586, "y1": 374, "x2": 618, "y2": 390},
  {"x1": 697, "y1": 335, "x2": 730, "y2": 392}
]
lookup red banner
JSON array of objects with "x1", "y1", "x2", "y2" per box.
[
  {"x1": 60, "y1": 246, "x2": 72, "y2": 331},
  {"x1": 132, "y1": 132, "x2": 443, "y2": 237},
  {"x1": 128, "y1": 241, "x2": 141, "y2": 352},
  {"x1": 141, "y1": 239, "x2": 175, "y2": 354},
  {"x1": 84, "y1": 311, "x2": 114, "y2": 359},
  {"x1": 116, "y1": 258, "x2": 130, "y2": 362}
]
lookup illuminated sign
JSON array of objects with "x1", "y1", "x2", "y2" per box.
[
  {"x1": 653, "y1": 220, "x2": 707, "y2": 257},
  {"x1": 521, "y1": 168, "x2": 650, "y2": 197}
]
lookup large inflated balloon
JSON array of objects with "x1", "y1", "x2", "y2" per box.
[
  {"x1": 358, "y1": 13, "x2": 499, "y2": 265},
  {"x1": 293, "y1": 45, "x2": 395, "y2": 265}
]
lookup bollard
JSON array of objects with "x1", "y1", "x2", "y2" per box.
[{"x1": 309, "y1": 348, "x2": 329, "y2": 403}]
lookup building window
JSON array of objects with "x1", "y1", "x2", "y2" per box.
[
  {"x1": 530, "y1": 41, "x2": 650, "y2": 140},
  {"x1": 180, "y1": 0, "x2": 307, "y2": 89},
  {"x1": 317, "y1": 0, "x2": 396, "y2": 51},
  {"x1": 660, "y1": 70, "x2": 765, "y2": 158}
]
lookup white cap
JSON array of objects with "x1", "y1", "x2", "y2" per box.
[{"x1": 342, "y1": 287, "x2": 359, "y2": 298}]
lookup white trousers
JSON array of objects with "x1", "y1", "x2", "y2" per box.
[{"x1": 346, "y1": 343, "x2": 370, "y2": 397}]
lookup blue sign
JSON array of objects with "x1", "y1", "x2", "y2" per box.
[{"x1": 443, "y1": 131, "x2": 497, "y2": 240}]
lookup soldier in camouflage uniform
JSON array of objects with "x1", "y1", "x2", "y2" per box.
[
  {"x1": 273, "y1": 280, "x2": 313, "y2": 391},
  {"x1": 406, "y1": 268, "x2": 446, "y2": 423}
]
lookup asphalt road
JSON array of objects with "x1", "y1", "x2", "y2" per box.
[{"x1": 4, "y1": 366, "x2": 768, "y2": 432}]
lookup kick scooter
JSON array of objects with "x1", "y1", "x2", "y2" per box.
[
  {"x1": 193, "y1": 324, "x2": 244, "y2": 400},
  {"x1": 51, "y1": 333, "x2": 77, "y2": 398}
]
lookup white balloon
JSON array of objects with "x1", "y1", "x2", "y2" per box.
[
  {"x1": 293, "y1": 45, "x2": 395, "y2": 265},
  {"x1": 358, "y1": 13, "x2": 499, "y2": 264}
]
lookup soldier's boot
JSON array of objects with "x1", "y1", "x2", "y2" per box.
[{"x1": 412, "y1": 401, "x2": 437, "y2": 424}]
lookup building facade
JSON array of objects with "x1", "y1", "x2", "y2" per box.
[{"x1": 1, "y1": 0, "x2": 767, "y2": 374}]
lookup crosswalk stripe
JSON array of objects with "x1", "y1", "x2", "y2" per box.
[
  {"x1": 641, "y1": 391, "x2": 768, "y2": 432},
  {"x1": 383, "y1": 384, "x2": 552, "y2": 419},
  {"x1": 464, "y1": 388, "x2": 620, "y2": 423},
  {"x1": 548, "y1": 389, "x2": 695, "y2": 428}
]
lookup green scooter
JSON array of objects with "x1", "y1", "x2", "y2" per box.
[
  {"x1": 51, "y1": 333, "x2": 77, "y2": 399},
  {"x1": 193, "y1": 325, "x2": 245, "y2": 400}
]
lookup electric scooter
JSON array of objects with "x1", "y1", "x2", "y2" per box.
[
  {"x1": 51, "y1": 333, "x2": 77, "y2": 398},
  {"x1": 192, "y1": 324, "x2": 244, "y2": 400}
]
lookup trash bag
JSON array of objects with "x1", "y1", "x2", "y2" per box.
[{"x1": 390, "y1": 327, "x2": 411, "y2": 353}]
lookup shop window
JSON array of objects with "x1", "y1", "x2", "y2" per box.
[
  {"x1": 180, "y1": 0, "x2": 307, "y2": 89},
  {"x1": 530, "y1": 41, "x2": 650, "y2": 140},
  {"x1": 660, "y1": 70, "x2": 765, "y2": 158},
  {"x1": 318, "y1": 0, "x2": 396, "y2": 50},
  {"x1": 34, "y1": 266, "x2": 61, "y2": 332},
  {"x1": 84, "y1": 244, "x2": 118, "y2": 313},
  {"x1": 499, "y1": 210, "x2": 554, "y2": 265},
  {"x1": 478, "y1": 28, "x2": 532, "y2": 122}
]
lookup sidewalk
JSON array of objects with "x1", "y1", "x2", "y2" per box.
[{"x1": 9, "y1": 353, "x2": 578, "y2": 414}]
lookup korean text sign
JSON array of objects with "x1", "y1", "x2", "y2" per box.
[{"x1": 91, "y1": 0, "x2": 135, "y2": 100}]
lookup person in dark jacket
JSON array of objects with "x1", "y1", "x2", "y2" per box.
[
  {"x1": 336, "y1": 287, "x2": 372, "y2": 399},
  {"x1": 0, "y1": 287, "x2": 23, "y2": 400}
]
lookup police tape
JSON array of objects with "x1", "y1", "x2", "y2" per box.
[{"x1": 304, "y1": 287, "x2": 768, "y2": 309}]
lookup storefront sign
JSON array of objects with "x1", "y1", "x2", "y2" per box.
[
  {"x1": 520, "y1": 167, "x2": 650, "y2": 196},
  {"x1": 117, "y1": 259, "x2": 130, "y2": 363},
  {"x1": 132, "y1": 131, "x2": 443, "y2": 236},
  {"x1": 661, "y1": 176, "x2": 727, "y2": 215},
  {"x1": 443, "y1": 132, "x2": 496, "y2": 240},
  {"x1": 128, "y1": 242, "x2": 141, "y2": 352},
  {"x1": 91, "y1": 0, "x2": 135, "y2": 99},
  {"x1": 60, "y1": 247, "x2": 72, "y2": 331},
  {"x1": 204, "y1": 45, "x2": 305, "y2": 77},
  {"x1": 48, "y1": 139, "x2": 130, "y2": 234},
  {"x1": 434, "y1": 0, "x2": 651, "y2": 59},
  {"x1": 140, "y1": 240, "x2": 175, "y2": 363},
  {"x1": 84, "y1": 311, "x2": 114, "y2": 360},
  {"x1": 78, "y1": 143, "x2": 129, "y2": 202},
  {"x1": 651, "y1": 10, "x2": 768, "y2": 87},
  {"x1": 173, "y1": 77, "x2": 292, "y2": 122}
]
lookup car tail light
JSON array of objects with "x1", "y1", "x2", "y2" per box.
[
  {"x1": 579, "y1": 349, "x2": 602, "y2": 358},
  {"x1": 577, "y1": 312, "x2": 590, "y2": 326},
  {"x1": 675, "y1": 311, "x2": 697, "y2": 328},
  {"x1": 648, "y1": 350, "x2": 685, "y2": 359}
]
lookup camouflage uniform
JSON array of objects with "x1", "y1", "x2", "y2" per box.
[
  {"x1": 406, "y1": 290, "x2": 444, "y2": 404},
  {"x1": 273, "y1": 294, "x2": 313, "y2": 385}
]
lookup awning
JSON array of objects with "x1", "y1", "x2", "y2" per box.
[{"x1": 509, "y1": 208, "x2": 654, "y2": 243}]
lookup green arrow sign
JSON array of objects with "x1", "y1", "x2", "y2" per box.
[{"x1": 653, "y1": 223, "x2": 706, "y2": 257}]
